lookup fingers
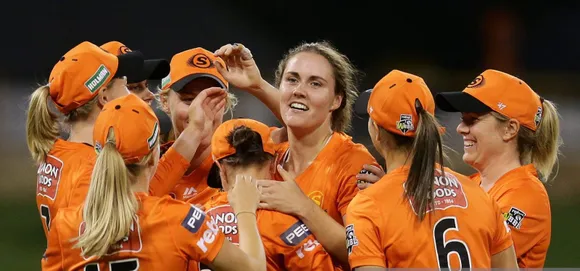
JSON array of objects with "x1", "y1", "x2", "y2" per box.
[
  {"x1": 356, "y1": 181, "x2": 374, "y2": 190},
  {"x1": 256, "y1": 179, "x2": 276, "y2": 188},
  {"x1": 276, "y1": 165, "x2": 294, "y2": 182},
  {"x1": 258, "y1": 202, "x2": 271, "y2": 210},
  {"x1": 356, "y1": 172, "x2": 380, "y2": 184},
  {"x1": 363, "y1": 164, "x2": 385, "y2": 177}
]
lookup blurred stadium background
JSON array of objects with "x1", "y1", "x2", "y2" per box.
[{"x1": 1, "y1": 1, "x2": 578, "y2": 269}]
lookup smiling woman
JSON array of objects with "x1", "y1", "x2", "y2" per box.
[{"x1": 214, "y1": 42, "x2": 380, "y2": 268}]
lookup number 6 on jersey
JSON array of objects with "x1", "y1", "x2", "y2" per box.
[{"x1": 433, "y1": 217, "x2": 472, "y2": 269}]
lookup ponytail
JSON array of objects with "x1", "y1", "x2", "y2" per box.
[
  {"x1": 74, "y1": 129, "x2": 138, "y2": 258},
  {"x1": 26, "y1": 85, "x2": 60, "y2": 164},
  {"x1": 516, "y1": 99, "x2": 562, "y2": 182},
  {"x1": 405, "y1": 104, "x2": 445, "y2": 221}
]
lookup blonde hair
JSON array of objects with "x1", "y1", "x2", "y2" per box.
[
  {"x1": 274, "y1": 41, "x2": 360, "y2": 133},
  {"x1": 157, "y1": 87, "x2": 238, "y2": 142},
  {"x1": 26, "y1": 85, "x2": 99, "y2": 164},
  {"x1": 491, "y1": 99, "x2": 562, "y2": 182},
  {"x1": 74, "y1": 128, "x2": 158, "y2": 258}
]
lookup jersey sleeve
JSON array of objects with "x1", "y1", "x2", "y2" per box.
[
  {"x1": 41, "y1": 214, "x2": 65, "y2": 271},
  {"x1": 148, "y1": 146, "x2": 190, "y2": 197},
  {"x1": 166, "y1": 200, "x2": 226, "y2": 264},
  {"x1": 345, "y1": 193, "x2": 385, "y2": 268},
  {"x1": 494, "y1": 186, "x2": 549, "y2": 259},
  {"x1": 336, "y1": 149, "x2": 380, "y2": 217},
  {"x1": 490, "y1": 199, "x2": 514, "y2": 255}
]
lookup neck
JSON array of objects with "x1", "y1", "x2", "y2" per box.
[
  {"x1": 67, "y1": 119, "x2": 95, "y2": 145},
  {"x1": 286, "y1": 123, "x2": 333, "y2": 175},
  {"x1": 383, "y1": 148, "x2": 412, "y2": 173},
  {"x1": 131, "y1": 172, "x2": 151, "y2": 193},
  {"x1": 226, "y1": 165, "x2": 271, "y2": 191},
  {"x1": 477, "y1": 150, "x2": 521, "y2": 192}
]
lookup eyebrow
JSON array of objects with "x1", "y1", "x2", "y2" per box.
[{"x1": 286, "y1": 71, "x2": 328, "y2": 84}]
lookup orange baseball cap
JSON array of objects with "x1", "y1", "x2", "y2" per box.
[
  {"x1": 435, "y1": 69, "x2": 543, "y2": 131},
  {"x1": 100, "y1": 41, "x2": 170, "y2": 84},
  {"x1": 355, "y1": 69, "x2": 436, "y2": 137},
  {"x1": 48, "y1": 41, "x2": 145, "y2": 114},
  {"x1": 93, "y1": 94, "x2": 160, "y2": 164},
  {"x1": 160, "y1": 47, "x2": 228, "y2": 92},
  {"x1": 207, "y1": 118, "x2": 277, "y2": 188}
]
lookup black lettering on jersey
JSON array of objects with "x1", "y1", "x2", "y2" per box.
[
  {"x1": 346, "y1": 224, "x2": 359, "y2": 255},
  {"x1": 181, "y1": 205, "x2": 206, "y2": 233},
  {"x1": 279, "y1": 220, "x2": 311, "y2": 246}
]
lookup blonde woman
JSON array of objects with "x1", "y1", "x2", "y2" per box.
[
  {"x1": 28, "y1": 41, "x2": 144, "y2": 239},
  {"x1": 42, "y1": 93, "x2": 266, "y2": 271},
  {"x1": 435, "y1": 69, "x2": 562, "y2": 267}
]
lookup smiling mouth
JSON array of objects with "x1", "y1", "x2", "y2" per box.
[{"x1": 289, "y1": 102, "x2": 309, "y2": 111}]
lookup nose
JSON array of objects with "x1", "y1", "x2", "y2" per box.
[
  {"x1": 142, "y1": 89, "x2": 155, "y2": 105},
  {"x1": 292, "y1": 82, "x2": 307, "y2": 98},
  {"x1": 456, "y1": 121, "x2": 469, "y2": 135}
]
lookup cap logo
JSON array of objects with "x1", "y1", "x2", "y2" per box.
[
  {"x1": 84, "y1": 65, "x2": 111, "y2": 93},
  {"x1": 534, "y1": 106, "x2": 543, "y2": 127},
  {"x1": 119, "y1": 46, "x2": 132, "y2": 54},
  {"x1": 497, "y1": 102, "x2": 506, "y2": 110},
  {"x1": 188, "y1": 53, "x2": 213, "y2": 68},
  {"x1": 396, "y1": 114, "x2": 414, "y2": 134},
  {"x1": 94, "y1": 141, "x2": 103, "y2": 154},
  {"x1": 160, "y1": 74, "x2": 171, "y2": 89},
  {"x1": 467, "y1": 75, "x2": 484, "y2": 88},
  {"x1": 147, "y1": 122, "x2": 160, "y2": 150}
]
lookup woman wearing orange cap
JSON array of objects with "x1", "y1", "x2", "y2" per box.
[
  {"x1": 214, "y1": 42, "x2": 380, "y2": 268},
  {"x1": 191, "y1": 118, "x2": 337, "y2": 271},
  {"x1": 41, "y1": 94, "x2": 267, "y2": 271},
  {"x1": 27, "y1": 41, "x2": 224, "y2": 243},
  {"x1": 345, "y1": 69, "x2": 518, "y2": 269},
  {"x1": 27, "y1": 41, "x2": 144, "y2": 240},
  {"x1": 435, "y1": 69, "x2": 562, "y2": 268}
]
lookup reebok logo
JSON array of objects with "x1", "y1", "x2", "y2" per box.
[{"x1": 85, "y1": 65, "x2": 111, "y2": 93}]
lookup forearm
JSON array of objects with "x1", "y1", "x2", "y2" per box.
[
  {"x1": 297, "y1": 200, "x2": 349, "y2": 268},
  {"x1": 171, "y1": 126, "x2": 202, "y2": 162},
  {"x1": 236, "y1": 212, "x2": 266, "y2": 270},
  {"x1": 249, "y1": 79, "x2": 283, "y2": 124}
]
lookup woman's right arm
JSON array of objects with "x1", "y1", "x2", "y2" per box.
[{"x1": 214, "y1": 43, "x2": 283, "y2": 124}]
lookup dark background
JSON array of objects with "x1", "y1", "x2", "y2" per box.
[{"x1": 1, "y1": 1, "x2": 579, "y2": 269}]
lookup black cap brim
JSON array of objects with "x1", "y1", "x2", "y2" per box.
[
  {"x1": 114, "y1": 51, "x2": 145, "y2": 81},
  {"x1": 127, "y1": 59, "x2": 170, "y2": 84},
  {"x1": 172, "y1": 74, "x2": 226, "y2": 92},
  {"x1": 207, "y1": 162, "x2": 222, "y2": 189},
  {"x1": 354, "y1": 89, "x2": 372, "y2": 116},
  {"x1": 434, "y1": 92, "x2": 491, "y2": 113}
]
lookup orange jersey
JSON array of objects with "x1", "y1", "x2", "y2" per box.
[
  {"x1": 161, "y1": 142, "x2": 219, "y2": 205},
  {"x1": 190, "y1": 192, "x2": 336, "y2": 271},
  {"x1": 277, "y1": 132, "x2": 379, "y2": 223},
  {"x1": 42, "y1": 193, "x2": 226, "y2": 270},
  {"x1": 36, "y1": 139, "x2": 96, "y2": 239},
  {"x1": 346, "y1": 166, "x2": 513, "y2": 269},
  {"x1": 471, "y1": 164, "x2": 551, "y2": 268}
]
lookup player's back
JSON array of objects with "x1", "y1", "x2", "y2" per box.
[
  {"x1": 42, "y1": 193, "x2": 224, "y2": 271},
  {"x1": 347, "y1": 166, "x2": 512, "y2": 269},
  {"x1": 36, "y1": 139, "x2": 95, "y2": 239}
]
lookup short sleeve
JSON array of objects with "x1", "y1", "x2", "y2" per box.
[
  {"x1": 167, "y1": 201, "x2": 226, "y2": 263},
  {"x1": 336, "y1": 149, "x2": 380, "y2": 217},
  {"x1": 345, "y1": 193, "x2": 386, "y2": 268},
  {"x1": 149, "y1": 146, "x2": 190, "y2": 197},
  {"x1": 490, "y1": 199, "x2": 514, "y2": 255}
]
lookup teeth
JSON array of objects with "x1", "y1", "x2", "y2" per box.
[
  {"x1": 290, "y1": 102, "x2": 308, "y2": 111},
  {"x1": 464, "y1": 142, "x2": 474, "y2": 148}
]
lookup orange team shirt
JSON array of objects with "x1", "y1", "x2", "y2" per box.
[
  {"x1": 37, "y1": 139, "x2": 190, "y2": 240},
  {"x1": 346, "y1": 166, "x2": 513, "y2": 269},
  {"x1": 276, "y1": 132, "x2": 379, "y2": 224},
  {"x1": 471, "y1": 164, "x2": 551, "y2": 268},
  {"x1": 36, "y1": 139, "x2": 95, "y2": 239},
  {"x1": 161, "y1": 141, "x2": 219, "y2": 205},
  {"x1": 42, "y1": 193, "x2": 226, "y2": 270},
  {"x1": 190, "y1": 191, "x2": 337, "y2": 271}
]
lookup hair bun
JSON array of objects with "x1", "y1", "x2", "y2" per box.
[{"x1": 230, "y1": 126, "x2": 263, "y2": 154}]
